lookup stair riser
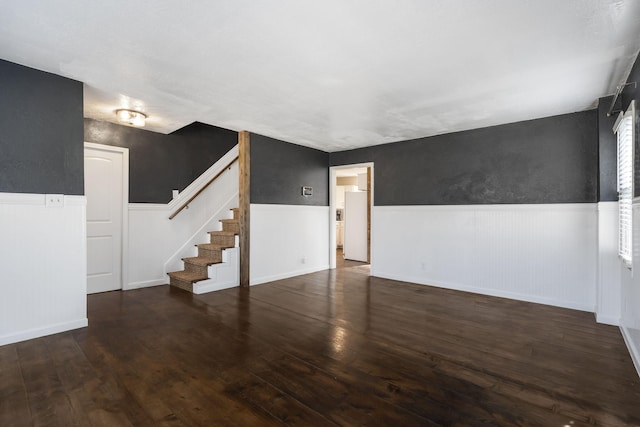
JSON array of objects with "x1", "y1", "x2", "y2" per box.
[
  {"x1": 184, "y1": 262, "x2": 208, "y2": 276},
  {"x1": 209, "y1": 234, "x2": 235, "y2": 246},
  {"x1": 170, "y1": 277, "x2": 194, "y2": 292},
  {"x1": 222, "y1": 222, "x2": 239, "y2": 234},
  {"x1": 197, "y1": 248, "x2": 222, "y2": 261}
]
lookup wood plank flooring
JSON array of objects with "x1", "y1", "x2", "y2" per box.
[{"x1": 2, "y1": 260, "x2": 640, "y2": 426}]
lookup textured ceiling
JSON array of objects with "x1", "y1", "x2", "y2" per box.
[{"x1": 1, "y1": 1, "x2": 639, "y2": 152}]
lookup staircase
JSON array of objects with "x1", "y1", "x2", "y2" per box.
[{"x1": 168, "y1": 208, "x2": 239, "y2": 293}]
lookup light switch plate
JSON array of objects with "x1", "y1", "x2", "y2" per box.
[{"x1": 45, "y1": 194, "x2": 64, "y2": 208}]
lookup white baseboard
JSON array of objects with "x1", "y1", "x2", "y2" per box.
[
  {"x1": 621, "y1": 325, "x2": 640, "y2": 379},
  {"x1": 125, "y1": 279, "x2": 167, "y2": 290},
  {"x1": 193, "y1": 281, "x2": 238, "y2": 294},
  {"x1": 250, "y1": 265, "x2": 330, "y2": 286},
  {"x1": 0, "y1": 318, "x2": 88, "y2": 347},
  {"x1": 595, "y1": 314, "x2": 620, "y2": 326},
  {"x1": 374, "y1": 271, "x2": 594, "y2": 313}
]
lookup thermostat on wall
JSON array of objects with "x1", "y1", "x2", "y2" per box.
[{"x1": 302, "y1": 186, "x2": 313, "y2": 196}]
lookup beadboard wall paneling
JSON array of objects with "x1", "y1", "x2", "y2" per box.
[
  {"x1": 372, "y1": 203, "x2": 598, "y2": 311},
  {"x1": 620, "y1": 200, "x2": 640, "y2": 378},
  {"x1": 250, "y1": 204, "x2": 329, "y2": 285},
  {"x1": 0, "y1": 193, "x2": 87, "y2": 346},
  {"x1": 596, "y1": 202, "x2": 621, "y2": 325}
]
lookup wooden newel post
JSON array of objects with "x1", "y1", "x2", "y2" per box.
[{"x1": 238, "y1": 131, "x2": 250, "y2": 287}]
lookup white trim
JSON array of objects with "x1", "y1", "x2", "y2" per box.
[
  {"x1": 374, "y1": 203, "x2": 597, "y2": 212},
  {"x1": 0, "y1": 318, "x2": 88, "y2": 347},
  {"x1": 597, "y1": 201, "x2": 618, "y2": 212},
  {"x1": 250, "y1": 265, "x2": 330, "y2": 286},
  {"x1": 84, "y1": 142, "x2": 130, "y2": 293},
  {"x1": 596, "y1": 201, "x2": 621, "y2": 326},
  {"x1": 128, "y1": 203, "x2": 168, "y2": 211},
  {"x1": 595, "y1": 314, "x2": 620, "y2": 326},
  {"x1": 0, "y1": 192, "x2": 46, "y2": 205},
  {"x1": 167, "y1": 144, "x2": 238, "y2": 215},
  {"x1": 64, "y1": 195, "x2": 87, "y2": 206},
  {"x1": 329, "y1": 162, "x2": 374, "y2": 270},
  {"x1": 248, "y1": 203, "x2": 331, "y2": 212},
  {"x1": 194, "y1": 281, "x2": 238, "y2": 294},
  {"x1": 0, "y1": 193, "x2": 87, "y2": 205},
  {"x1": 374, "y1": 271, "x2": 594, "y2": 312},
  {"x1": 126, "y1": 279, "x2": 167, "y2": 290},
  {"x1": 621, "y1": 325, "x2": 640, "y2": 380}
]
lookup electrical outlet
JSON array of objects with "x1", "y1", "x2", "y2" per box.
[{"x1": 45, "y1": 194, "x2": 64, "y2": 208}]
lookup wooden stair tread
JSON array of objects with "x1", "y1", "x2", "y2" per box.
[
  {"x1": 197, "y1": 243, "x2": 230, "y2": 250},
  {"x1": 168, "y1": 270, "x2": 208, "y2": 283},
  {"x1": 208, "y1": 230, "x2": 236, "y2": 236},
  {"x1": 182, "y1": 256, "x2": 222, "y2": 266},
  {"x1": 219, "y1": 219, "x2": 239, "y2": 223}
]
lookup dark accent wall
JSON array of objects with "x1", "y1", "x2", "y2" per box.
[
  {"x1": 0, "y1": 59, "x2": 84, "y2": 195},
  {"x1": 331, "y1": 111, "x2": 598, "y2": 206},
  {"x1": 84, "y1": 119, "x2": 237, "y2": 203},
  {"x1": 250, "y1": 133, "x2": 329, "y2": 206},
  {"x1": 598, "y1": 96, "x2": 618, "y2": 202}
]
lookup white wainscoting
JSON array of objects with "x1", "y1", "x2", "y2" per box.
[
  {"x1": 127, "y1": 162, "x2": 238, "y2": 289},
  {"x1": 372, "y1": 204, "x2": 598, "y2": 312},
  {"x1": 250, "y1": 204, "x2": 330, "y2": 286},
  {"x1": 596, "y1": 202, "x2": 621, "y2": 325},
  {"x1": 0, "y1": 193, "x2": 87, "y2": 346},
  {"x1": 620, "y1": 199, "x2": 640, "y2": 378}
]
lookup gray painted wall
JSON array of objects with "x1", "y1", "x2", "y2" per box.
[
  {"x1": 331, "y1": 111, "x2": 598, "y2": 206},
  {"x1": 598, "y1": 96, "x2": 618, "y2": 202},
  {"x1": 0, "y1": 59, "x2": 84, "y2": 195},
  {"x1": 84, "y1": 119, "x2": 237, "y2": 203},
  {"x1": 250, "y1": 133, "x2": 329, "y2": 206}
]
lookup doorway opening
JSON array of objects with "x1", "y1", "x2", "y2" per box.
[{"x1": 329, "y1": 163, "x2": 373, "y2": 271}]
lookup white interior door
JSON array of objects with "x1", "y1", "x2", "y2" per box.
[
  {"x1": 344, "y1": 191, "x2": 368, "y2": 262},
  {"x1": 85, "y1": 146, "x2": 124, "y2": 294}
]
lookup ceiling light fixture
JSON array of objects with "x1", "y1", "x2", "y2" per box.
[{"x1": 115, "y1": 109, "x2": 147, "y2": 127}]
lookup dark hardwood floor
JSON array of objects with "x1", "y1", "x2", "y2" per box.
[{"x1": 2, "y1": 258, "x2": 640, "y2": 426}]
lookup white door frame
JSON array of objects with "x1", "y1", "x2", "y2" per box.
[
  {"x1": 84, "y1": 142, "x2": 130, "y2": 291},
  {"x1": 329, "y1": 162, "x2": 374, "y2": 271}
]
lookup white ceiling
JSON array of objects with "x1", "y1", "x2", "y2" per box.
[{"x1": 1, "y1": 1, "x2": 639, "y2": 152}]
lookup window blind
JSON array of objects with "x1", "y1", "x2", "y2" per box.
[{"x1": 616, "y1": 105, "x2": 635, "y2": 265}]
